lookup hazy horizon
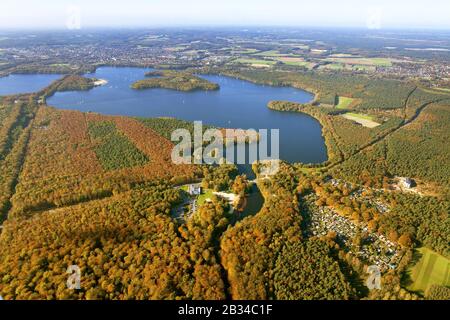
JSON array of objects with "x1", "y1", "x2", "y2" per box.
[{"x1": 1, "y1": 0, "x2": 450, "y2": 30}]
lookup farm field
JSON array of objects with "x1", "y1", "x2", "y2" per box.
[
  {"x1": 319, "y1": 63, "x2": 376, "y2": 72},
  {"x1": 320, "y1": 63, "x2": 346, "y2": 70},
  {"x1": 336, "y1": 96, "x2": 356, "y2": 109},
  {"x1": 329, "y1": 53, "x2": 358, "y2": 58},
  {"x1": 274, "y1": 57, "x2": 315, "y2": 68},
  {"x1": 252, "y1": 50, "x2": 289, "y2": 57},
  {"x1": 325, "y1": 57, "x2": 393, "y2": 67},
  {"x1": 352, "y1": 65, "x2": 376, "y2": 71},
  {"x1": 407, "y1": 247, "x2": 450, "y2": 295},
  {"x1": 233, "y1": 58, "x2": 276, "y2": 67},
  {"x1": 289, "y1": 44, "x2": 309, "y2": 50},
  {"x1": 434, "y1": 87, "x2": 450, "y2": 93},
  {"x1": 341, "y1": 112, "x2": 380, "y2": 128},
  {"x1": 233, "y1": 48, "x2": 259, "y2": 54}
]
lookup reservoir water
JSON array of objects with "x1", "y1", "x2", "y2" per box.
[
  {"x1": 46, "y1": 67, "x2": 328, "y2": 164},
  {"x1": 2, "y1": 67, "x2": 327, "y2": 216},
  {"x1": 0, "y1": 74, "x2": 62, "y2": 96}
]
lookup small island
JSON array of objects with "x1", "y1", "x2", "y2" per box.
[
  {"x1": 131, "y1": 70, "x2": 220, "y2": 92},
  {"x1": 267, "y1": 100, "x2": 306, "y2": 112},
  {"x1": 56, "y1": 75, "x2": 107, "y2": 92}
]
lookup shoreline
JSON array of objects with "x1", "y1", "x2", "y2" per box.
[{"x1": 93, "y1": 79, "x2": 108, "y2": 86}]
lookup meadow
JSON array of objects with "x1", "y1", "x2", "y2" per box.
[
  {"x1": 341, "y1": 112, "x2": 380, "y2": 128},
  {"x1": 197, "y1": 188, "x2": 215, "y2": 205},
  {"x1": 233, "y1": 58, "x2": 276, "y2": 67},
  {"x1": 274, "y1": 57, "x2": 315, "y2": 68},
  {"x1": 336, "y1": 96, "x2": 356, "y2": 109},
  {"x1": 325, "y1": 57, "x2": 393, "y2": 67},
  {"x1": 252, "y1": 50, "x2": 288, "y2": 57},
  {"x1": 407, "y1": 247, "x2": 450, "y2": 295},
  {"x1": 319, "y1": 63, "x2": 376, "y2": 72}
]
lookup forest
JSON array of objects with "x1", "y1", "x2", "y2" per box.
[
  {"x1": 131, "y1": 70, "x2": 220, "y2": 91},
  {"x1": 205, "y1": 66, "x2": 418, "y2": 108},
  {"x1": 88, "y1": 121, "x2": 149, "y2": 171},
  {"x1": 0, "y1": 182, "x2": 230, "y2": 299},
  {"x1": 267, "y1": 100, "x2": 404, "y2": 164},
  {"x1": 0, "y1": 98, "x2": 36, "y2": 222},
  {"x1": 138, "y1": 117, "x2": 215, "y2": 142},
  {"x1": 0, "y1": 65, "x2": 449, "y2": 300},
  {"x1": 54, "y1": 75, "x2": 98, "y2": 92},
  {"x1": 8, "y1": 107, "x2": 198, "y2": 217},
  {"x1": 331, "y1": 101, "x2": 450, "y2": 196},
  {"x1": 266, "y1": 87, "x2": 450, "y2": 197}
]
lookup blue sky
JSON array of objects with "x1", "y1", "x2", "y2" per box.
[{"x1": 1, "y1": 0, "x2": 449, "y2": 29}]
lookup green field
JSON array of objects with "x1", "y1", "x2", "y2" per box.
[
  {"x1": 233, "y1": 58, "x2": 276, "y2": 66},
  {"x1": 281, "y1": 61, "x2": 311, "y2": 67},
  {"x1": 253, "y1": 50, "x2": 288, "y2": 57},
  {"x1": 325, "y1": 57, "x2": 392, "y2": 67},
  {"x1": 198, "y1": 188, "x2": 215, "y2": 205},
  {"x1": 180, "y1": 185, "x2": 214, "y2": 205},
  {"x1": 319, "y1": 63, "x2": 345, "y2": 70},
  {"x1": 435, "y1": 87, "x2": 450, "y2": 93},
  {"x1": 369, "y1": 58, "x2": 393, "y2": 67},
  {"x1": 341, "y1": 112, "x2": 380, "y2": 128},
  {"x1": 345, "y1": 112, "x2": 374, "y2": 121},
  {"x1": 407, "y1": 247, "x2": 450, "y2": 295},
  {"x1": 336, "y1": 96, "x2": 355, "y2": 109},
  {"x1": 320, "y1": 63, "x2": 376, "y2": 72},
  {"x1": 329, "y1": 53, "x2": 358, "y2": 58},
  {"x1": 274, "y1": 57, "x2": 314, "y2": 68},
  {"x1": 352, "y1": 64, "x2": 376, "y2": 72}
]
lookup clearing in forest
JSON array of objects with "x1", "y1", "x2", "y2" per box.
[
  {"x1": 336, "y1": 96, "x2": 356, "y2": 109},
  {"x1": 407, "y1": 247, "x2": 450, "y2": 295},
  {"x1": 341, "y1": 112, "x2": 380, "y2": 128}
]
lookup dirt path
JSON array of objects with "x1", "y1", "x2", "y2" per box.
[{"x1": 327, "y1": 96, "x2": 449, "y2": 171}]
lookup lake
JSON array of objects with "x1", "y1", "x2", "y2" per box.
[
  {"x1": 0, "y1": 74, "x2": 62, "y2": 96},
  {"x1": 47, "y1": 67, "x2": 328, "y2": 164}
]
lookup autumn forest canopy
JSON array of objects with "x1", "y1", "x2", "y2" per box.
[{"x1": 0, "y1": 28, "x2": 449, "y2": 301}]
